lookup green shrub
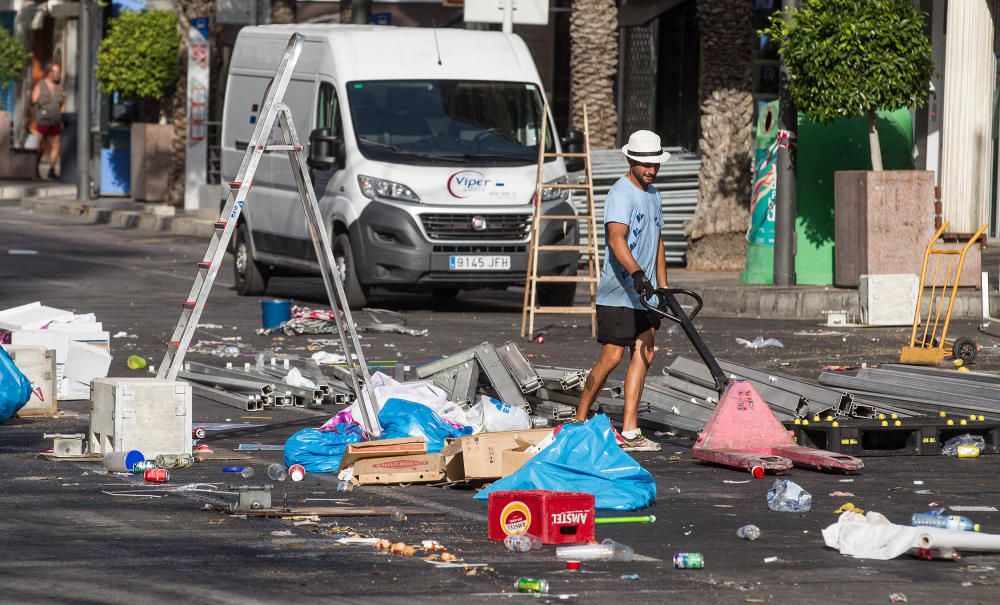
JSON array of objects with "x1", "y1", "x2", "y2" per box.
[
  {"x1": 765, "y1": 0, "x2": 933, "y2": 170},
  {"x1": 96, "y1": 10, "x2": 180, "y2": 100},
  {"x1": 0, "y1": 27, "x2": 30, "y2": 83}
]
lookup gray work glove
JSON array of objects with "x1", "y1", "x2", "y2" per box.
[{"x1": 631, "y1": 269, "x2": 654, "y2": 300}]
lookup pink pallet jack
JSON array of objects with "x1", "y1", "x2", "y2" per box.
[{"x1": 643, "y1": 288, "x2": 863, "y2": 475}]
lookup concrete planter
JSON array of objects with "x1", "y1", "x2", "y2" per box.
[
  {"x1": 0, "y1": 111, "x2": 37, "y2": 179},
  {"x1": 833, "y1": 170, "x2": 936, "y2": 288},
  {"x1": 130, "y1": 123, "x2": 172, "y2": 202}
]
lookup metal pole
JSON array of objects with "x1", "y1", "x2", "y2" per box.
[
  {"x1": 502, "y1": 0, "x2": 514, "y2": 34},
  {"x1": 773, "y1": 0, "x2": 798, "y2": 286},
  {"x1": 76, "y1": 0, "x2": 91, "y2": 201},
  {"x1": 351, "y1": 0, "x2": 371, "y2": 24}
]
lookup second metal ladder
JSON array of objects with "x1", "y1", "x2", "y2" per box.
[
  {"x1": 520, "y1": 105, "x2": 599, "y2": 338},
  {"x1": 156, "y1": 33, "x2": 382, "y2": 436}
]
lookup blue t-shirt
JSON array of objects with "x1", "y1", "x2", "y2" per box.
[{"x1": 596, "y1": 176, "x2": 662, "y2": 310}]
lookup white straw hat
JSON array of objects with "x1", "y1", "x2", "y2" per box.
[{"x1": 621, "y1": 130, "x2": 670, "y2": 164}]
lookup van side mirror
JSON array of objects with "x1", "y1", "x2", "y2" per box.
[
  {"x1": 308, "y1": 127, "x2": 342, "y2": 170},
  {"x1": 560, "y1": 129, "x2": 585, "y2": 172}
]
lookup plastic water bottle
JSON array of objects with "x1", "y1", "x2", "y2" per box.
[
  {"x1": 504, "y1": 534, "x2": 542, "y2": 552},
  {"x1": 240, "y1": 466, "x2": 255, "y2": 479},
  {"x1": 390, "y1": 508, "x2": 407, "y2": 523},
  {"x1": 267, "y1": 463, "x2": 288, "y2": 481},
  {"x1": 736, "y1": 524, "x2": 761, "y2": 540},
  {"x1": 911, "y1": 512, "x2": 980, "y2": 532},
  {"x1": 766, "y1": 479, "x2": 812, "y2": 512},
  {"x1": 336, "y1": 479, "x2": 353, "y2": 492}
]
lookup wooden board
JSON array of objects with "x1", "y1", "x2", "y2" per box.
[{"x1": 38, "y1": 453, "x2": 102, "y2": 462}]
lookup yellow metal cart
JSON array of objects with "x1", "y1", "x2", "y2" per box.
[{"x1": 900, "y1": 221, "x2": 987, "y2": 366}]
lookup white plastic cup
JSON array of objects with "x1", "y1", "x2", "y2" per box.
[
  {"x1": 555, "y1": 539, "x2": 634, "y2": 561},
  {"x1": 103, "y1": 450, "x2": 144, "y2": 473},
  {"x1": 289, "y1": 464, "x2": 305, "y2": 482}
]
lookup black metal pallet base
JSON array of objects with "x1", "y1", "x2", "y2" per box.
[{"x1": 785, "y1": 417, "x2": 1000, "y2": 457}]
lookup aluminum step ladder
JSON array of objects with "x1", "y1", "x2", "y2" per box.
[
  {"x1": 156, "y1": 33, "x2": 382, "y2": 436},
  {"x1": 520, "y1": 104, "x2": 599, "y2": 338}
]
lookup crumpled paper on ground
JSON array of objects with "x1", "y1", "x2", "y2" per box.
[{"x1": 822, "y1": 511, "x2": 921, "y2": 559}]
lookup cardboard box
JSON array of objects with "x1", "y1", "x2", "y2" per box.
[
  {"x1": 0, "y1": 302, "x2": 74, "y2": 331},
  {"x1": 501, "y1": 446, "x2": 537, "y2": 478},
  {"x1": 488, "y1": 490, "x2": 596, "y2": 544},
  {"x1": 354, "y1": 453, "x2": 445, "y2": 484},
  {"x1": 339, "y1": 437, "x2": 426, "y2": 470},
  {"x1": 443, "y1": 428, "x2": 553, "y2": 481}
]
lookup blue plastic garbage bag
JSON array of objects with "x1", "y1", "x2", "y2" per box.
[
  {"x1": 0, "y1": 346, "x2": 33, "y2": 424},
  {"x1": 378, "y1": 397, "x2": 473, "y2": 453},
  {"x1": 283, "y1": 423, "x2": 365, "y2": 472},
  {"x1": 474, "y1": 415, "x2": 656, "y2": 510}
]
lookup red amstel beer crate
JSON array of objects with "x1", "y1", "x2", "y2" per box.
[{"x1": 488, "y1": 490, "x2": 595, "y2": 544}]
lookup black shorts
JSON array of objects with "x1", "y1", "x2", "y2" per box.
[{"x1": 596, "y1": 305, "x2": 662, "y2": 346}]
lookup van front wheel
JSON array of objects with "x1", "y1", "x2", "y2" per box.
[
  {"x1": 234, "y1": 223, "x2": 269, "y2": 296},
  {"x1": 333, "y1": 233, "x2": 368, "y2": 309}
]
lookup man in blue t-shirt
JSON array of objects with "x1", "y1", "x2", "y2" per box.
[{"x1": 573, "y1": 130, "x2": 670, "y2": 452}]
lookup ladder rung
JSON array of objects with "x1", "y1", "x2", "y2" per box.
[
  {"x1": 214, "y1": 221, "x2": 228, "y2": 230},
  {"x1": 533, "y1": 275, "x2": 598, "y2": 283},
  {"x1": 265, "y1": 144, "x2": 301, "y2": 152},
  {"x1": 539, "y1": 183, "x2": 590, "y2": 190},
  {"x1": 530, "y1": 306, "x2": 596, "y2": 314},
  {"x1": 229, "y1": 181, "x2": 242, "y2": 188},
  {"x1": 169, "y1": 340, "x2": 181, "y2": 348},
  {"x1": 543, "y1": 152, "x2": 588, "y2": 158},
  {"x1": 538, "y1": 214, "x2": 584, "y2": 220},
  {"x1": 536, "y1": 245, "x2": 590, "y2": 252},
  {"x1": 197, "y1": 261, "x2": 211, "y2": 269},
  {"x1": 182, "y1": 301, "x2": 197, "y2": 309}
]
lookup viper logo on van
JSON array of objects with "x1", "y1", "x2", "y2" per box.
[{"x1": 447, "y1": 170, "x2": 491, "y2": 198}]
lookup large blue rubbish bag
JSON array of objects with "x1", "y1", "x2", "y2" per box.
[
  {"x1": 283, "y1": 423, "x2": 365, "y2": 472},
  {"x1": 378, "y1": 398, "x2": 473, "y2": 453},
  {"x1": 474, "y1": 415, "x2": 657, "y2": 510},
  {"x1": 0, "y1": 346, "x2": 33, "y2": 424}
]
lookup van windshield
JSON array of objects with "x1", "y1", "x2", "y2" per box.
[{"x1": 346, "y1": 80, "x2": 556, "y2": 166}]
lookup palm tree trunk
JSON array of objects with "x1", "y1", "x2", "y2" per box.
[
  {"x1": 685, "y1": 0, "x2": 754, "y2": 270},
  {"x1": 867, "y1": 110, "x2": 883, "y2": 171},
  {"x1": 570, "y1": 0, "x2": 618, "y2": 149}
]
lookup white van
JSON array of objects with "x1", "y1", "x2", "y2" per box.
[{"x1": 222, "y1": 24, "x2": 580, "y2": 307}]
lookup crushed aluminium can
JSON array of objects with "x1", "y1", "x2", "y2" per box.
[
  {"x1": 144, "y1": 468, "x2": 170, "y2": 483},
  {"x1": 673, "y1": 552, "x2": 704, "y2": 569},
  {"x1": 514, "y1": 577, "x2": 549, "y2": 594},
  {"x1": 131, "y1": 460, "x2": 157, "y2": 473}
]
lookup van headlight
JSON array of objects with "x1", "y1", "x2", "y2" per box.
[
  {"x1": 541, "y1": 176, "x2": 569, "y2": 203},
  {"x1": 358, "y1": 175, "x2": 421, "y2": 203}
]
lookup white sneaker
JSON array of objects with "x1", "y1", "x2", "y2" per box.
[{"x1": 616, "y1": 429, "x2": 661, "y2": 452}]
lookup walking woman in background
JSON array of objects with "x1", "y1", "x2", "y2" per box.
[{"x1": 31, "y1": 62, "x2": 64, "y2": 180}]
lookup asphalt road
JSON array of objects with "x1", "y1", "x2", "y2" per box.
[{"x1": 1, "y1": 200, "x2": 999, "y2": 605}]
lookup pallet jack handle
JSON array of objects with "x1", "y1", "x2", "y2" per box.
[{"x1": 642, "y1": 288, "x2": 729, "y2": 395}]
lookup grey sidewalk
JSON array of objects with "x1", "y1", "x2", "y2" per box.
[{"x1": 4, "y1": 180, "x2": 994, "y2": 321}]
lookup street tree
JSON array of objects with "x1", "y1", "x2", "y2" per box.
[
  {"x1": 0, "y1": 27, "x2": 30, "y2": 84},
  {"x1": 95, "y1": 10, "x2": 180, "y2": 106},
  {"x1": 764, "y1": 0, "x2": 933, "y2": 171},
  {"x1": 684, "y1": 0, "x2": 754, "y2": 270},
  {"x1": 570, "y1": 0, "x2": 618, "y2": 148}
]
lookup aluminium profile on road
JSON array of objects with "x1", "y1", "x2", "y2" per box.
[
  {"x1": 189, "y1": 383, "x2": 263, "y2": 411},
  {"x1": 667, "y1": 356, "x2": 847, "y2": 417},
  {"x1": 473, "y1": 343, "x2": 529, "y2": 409},
  {"x1": 451, "y1": 360, "x2": 480, "y2": 409},
  {"x1": 534, "y1": 366, "x2": 590, "y2": 391},
  {"x1": 881, "y1": 363, "x2": 1000, "y2": 385},
  {"x1": 495, "y1": 342, "x2": 542, "y2": 394},
  {"x1": 855, "y1": 367, "x2": 1000, "y2": 401},
  {"x1": 818, "y1": 371, "x2": 1000, "y2": 417},
  {"x1": 416, "y1": 347, "x2": 479, "y2": 379},
  {"x1": 187, "y1": 362, "x2": 323, "y2": 407},
  {"x1": 178, "y1": 370, "x2": 273, "y2": 396}
]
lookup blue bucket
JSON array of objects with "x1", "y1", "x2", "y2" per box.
[{"x1": 261, "y1": 299, "x2": 292, "y2": 329}]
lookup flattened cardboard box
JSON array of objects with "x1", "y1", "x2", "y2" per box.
[
  {"x1": 354, "y1": 453, "x2": 445, "y2": 485},
  {"x1": 338, "y1": 436, "x2": 426, "y2": 471},
  {"x1": 443, "y1": 428, "x2": 552, "y2": 481}
]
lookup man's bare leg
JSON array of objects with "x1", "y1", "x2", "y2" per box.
[
  {"x1": 49, "y1": 134, "x2": 61, "y2": 177},
  {"x1": 621, "y1": 328, "x2": 656, "y2": 432},
  {"x1": 575, "y1": 343, "x2": 625, "y2": 421}
]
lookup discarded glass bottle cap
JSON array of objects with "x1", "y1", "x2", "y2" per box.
[{"x1": 751, "y1": 465, "x2": 765, "y2": 479}]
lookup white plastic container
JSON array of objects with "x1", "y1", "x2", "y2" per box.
[
  {"x1": 2, "y1": 344, "x2": 57, "y2": 416},
  {"x1": 89, "y1": 378, "x2": 192, "y2": 458}
]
